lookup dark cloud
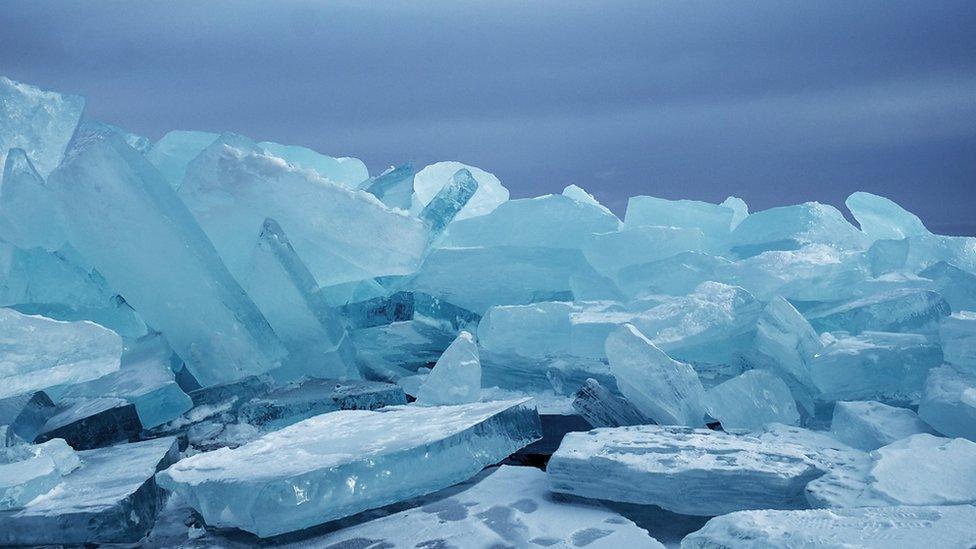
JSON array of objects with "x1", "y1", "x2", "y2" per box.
[{"x1": 1, "y1": 0, "x2": 974, "y2": 232}]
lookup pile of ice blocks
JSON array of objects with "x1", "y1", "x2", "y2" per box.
[{"x1": 2, "y1": 75, "x2": 976, "y2": 547}]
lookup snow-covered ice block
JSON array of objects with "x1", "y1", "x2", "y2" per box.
[
  {"x1": 918, "y1": 364, "x2": 976, "y2": 440},
  {"x1": 35, "y1": 397, "x2": 141, "y2": 449},
  {"x1": 705, "y1": 370, "x2": 800, "y2": 432},
  {"x1": 607, "y1": 324, "x2": 707, "y2": 426},
  {"x1": 0, "y1": 309, "x2": 122, "y2": 399},
  {"x1": 412, "y1": 161, "x2": 509, "y2": 221},
  {"x1": 59, "y1": 334, "x2": 192, "y2": 429},
  {"x1": 240, "y1": 218, "x2": 359, "y2": 382},
  {"x1": 572, "y1": 378, "x2": 650, "y2": 428},
  {"x1": 810, "y1": 331, "x2": 942, "y2": 403},
  {"x1": 940, "y1": 311, "x2": 976, "y2": 369},
  {"x1": 0, "y1": 437, "x2": 178, "y2": 545},
  {"x1": 0, "y1": 438, "x2": 79, "y2": 511},
  {"x1": 144, "y1": 130, "x2": 218, "y2": 188},
  {"x1": 830, "y1": 401, "x2": 933, "y2": 451},
  {"x1": 846, "y1": 191, "x2": 929, "y2": 242},
  {"x1": 548, "y1": 425, "x2": 826, "y2": 516},
  {"x1": 49, "y1": 131, "x2": 287, "y2": 387},
  {"x1": 442, "y1": 193, "x2": 620, "y2": 250},
  {"x1": 729, "y1": 202, "x2": 868, "y2": 257},
  {"x1": 362, "y1": 163, "x2": 415, "y2": 210},
  {"x1": 419, "y1": 168, "x2": 478, "y2": 238},
  {"x1": 156, "y1": 399, "x2": 541, "y2": 537},
  {"x1": 310, "y1": 466, "x2": 663, "y2": 549},
  {"x1": 920, "y1": 262, "x2": 976, "y2": 312},
  {"x1": 416, "y1": 331, "x2": 481, "y2": 405},
  {"x1": 681, "y1": 505, "x2": 976, "y2": 549},
  {"x1": 0, "y1": 391, "x2": 56, "y2": 443},
  {"x1": 809, "y1": 433, "x2": 976, "y2": 508},
  {"x1": 180, "y1": 134, "x2": 428, "y2": 287},
  {"x1": 623, "y1": 196, "x2": 733, "y2": 243},
  {"x1": 258, "y1": 140, "x2": 368, "y2": 188},
  {"x1": 237, "y1": 378, "x2": 407, "y2": 430},
  {"x1": 0, "y1": 148, "x2": 66, "y2": 250},
  {"x1": 805, "y1": 289, "x2": 950, "y2": 335},
  {"x1": 0, "y1": 76, "x2": 84, "y2": 179}
]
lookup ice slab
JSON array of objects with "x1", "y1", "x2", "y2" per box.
[
  {"x1": 606, "y1": 324, "x2": 706, "y2": 426},
  {"x1": 830, "y1": 400, "x2": 934, "y2": 451},
  {"x1": 846, "y1": 191, "x2": 929, "y2": 242},
  {"x1": 258, "y1": 140, "x2": 368, "y2": 188},
  {"x1": 810, "y1": 331, "x2": 942, "y2": 403},
  {"x1": 156, "y1": 399, "x2": 541, "y2": 537},
  {"x1": 0, "y1": 438, "x2": 79, "y2": 511},
  {"x1": 180, "y1": 134, "x2": 428, "y2": 286},
  {"x1": 918, "y1": 364, "x2": 976, "y2": 440},
  {"x1": 442, "y1": 193, "x2": 620, "y2": 250},
  {"x1": 59, "y1": 333, "x2": 192, "y2": 429},
  {"x1": 35, "y1": 397, "x2": 141, "y2": 450},
  {"x1": 940, "y1": 311, "x2": 976, "y2": 369},
  {"x1": 726, "y1": 244, "x2": 872, "y2": 302},
  {"x1": 419, "y1": 168, "x2": 479, "y2": 238},
  {"x1": 0, "y1": 391, "x2": 56, "y2": 443},
  {"x1": 412, "y1": 161, "x2": 509, "y2": 221},
  {"x1": 548, "y1": 425, "x2": 825, "y2": 516},
  {"x1": 805, "y1": 289, "x2": 950, "y2": 335},
  {"x1": 0, "y1": 148, "x2": 66, "y2": 250},
  {"x1": 681, "y1": 505, "x2": 976, "y2": 549},
  {"x1": 583, "y1": 225, "x2": 707, "y2": 280},
  {"x1": 416, "y1": 331, "x2": 481, "y2": 405},
  {"x1": 0, "y1": 437, "x2": 178, "y2": 545},
  {"x1": 0, "y1": 308, "x2": 122, "y2": 399},
  {"x1": 623, "y1": 196, "x2": 733, "y2": 244},
  {"x1": 240, "y1": 218, "x2": 359, "y2": 382},
  {"x1": 0, "y1": 76, "x2": 84, "y2": 179},
  {"x1": 362, "y1": 163, "x2": 415, "y2": 210},
  {"x1": 145, "y1": 130, "x2": 218, "y2": 188},
  {"x1": 49, "y1": 131, "x2": 287, "y2": 387},
  {"x1": 920, "y1": 262, "x2": 976, "y2": 312},
  {"x1": 572, "y1": 378, "x2": 650, "y2": 428},
  {"x1": 730, "y1": 202, "x2": 868, "y2": 257},
  {"x1": 749, "y1": 296, "x2": 822, "y2": 414},
  {"x1": 617, "y1": 251, "x2": 731, "y2": 298},
  {"x1": 705, "y1": 370, "x2": 800, "y2": 432}
]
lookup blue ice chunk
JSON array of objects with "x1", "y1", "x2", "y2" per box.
[
  {"x1": 240, "y1": 218, "x2": 360, "y2": 382},
  {"x1": 59, "y1": 334, "x2": 193, "y2": 429},
  {"x1": 0, "y1": 77, "x2": 84, "y2": 179},
  {"x1": 705, "y1": 370, "x2": 800, "y2": 432},
  {"x1": 49, "y1": 131, "x2": 288, "y2": 387},
  {"x1": 830, "y1": 400, "x2": 934, "y2": 451},
  {"x1": 918, "y1": 364, "x2": 976, "y2": 441},
  {"x1": 730, "y1": 202, "x2": 869, "y2": 258},
  {"x1": 362, "y1": 163, "x2": 415, "y2": 209},
  {"x1": 902, "y1": 233, "x2": 976, "y2": 274},
  {"x1": 617, "y1": 251, "x2": 732, "y2": 298},
  {"x1": 563, "y1": 183, "x2": 618, "y2": 219},
  {"x1": 0, "y1": 438, "x2": 79, "y2": 511},
  {"x1": 751, "y1": 296, "x2": 823, "y2": 415},
  {"x1": 75, "y1": 120, "x2": 151, "y2": 154},
  {"x1": 156, "y1": 399, "x2": 541, "y2": 537},
  {"x1": 572, "y1": 378, "x2": 650, "y2": 428},
  {"x1": 722, "y1": 195, "x2": 749, "y2": 230},
  {"x1": 237, "y1": 378, "x2": 406, "y2": 429},
  {"x1": 0, "y1": 148, "x2": 66, "y2": 250},
  {"x1": 623, "y1": 195, "x2": 734, "y2": 245},
  {"x1": 583, "y1": 225, "x2": 707, "y2": 281},
  {"x1": 258, "y1": 140, "x2": 368, "y2": 188},
  {"x1": 351, "y1": 320, "x2": 459, "y2": 382},
  {"x1": 805, "y1": 289, "x2": 950, "y2": 335},
  {"x1": 412, "y1": 161, "x2": 509, "y2": 221},
  {"x1": 145, "y1": 130, "x2": 219, "y2": 188},
  {"x1": 846, "y1": 191, "x2": 929, "y2": 242},
  {"x1": 866, "y1": 238, "x2": 910, "y2": 275},
  {"x1": 35, "y1": 397, "x2": 141, "y2": 449},
  {"x1": 726, "y1": 245, "x2": 873, "y2": 302},
  {"x1": 416, "y1": 331, "x2": 481, "y2": 405},
  {"x1": 0, "y1": 392, "x2": 56, "y2": 444},
  {"x1": 420, "y1": 168, "x2": 479, "y2": 238},
  {"x1": 0, "y1": 437, "x2": 178, "y2": 545},
  {"x1": 920, "y1": 262, "x2": 976, "y2": 312},
  {"x1": 941, "y1": 311, "x2": 976, "y2": 369}
]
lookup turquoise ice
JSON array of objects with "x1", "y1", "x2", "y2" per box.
[
  {"x1": 830, "y1": 400, "x2": 933, "y2": 451},
  {"x1": 705, "y1": 369, "x2": 800, "y2": 432},
  {"x1": 846, "y1": 191, "x2": 929, "y2": 242},
  {"x1": 940, "y1": 311, "x2": 976, "y2": 369},
  {"x1": 144, "y1": 130, "x2": 219, "y2": 188},
  {"x1": 918, "y1": 364, "x2": 976, "y2": 441},
  {"x1": 0, "y1": 77, "x2": 84, "y2": 179},
  {"x1": 416, "y1": 331, "x2": 481, "y2": 405},
  {"x1": 411, "y1": 161, "x2": 509, "y2": 221},
  {"x1": 258, "y1": 140, "x2": 368, "y2": 188},
  {"x1": 419, "y1": 168, "x2": 479, "y2": 238}
]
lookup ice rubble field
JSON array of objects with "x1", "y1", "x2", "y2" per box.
[{"x1": 2, "y1": 77, "x2": 976, "y2": 549}]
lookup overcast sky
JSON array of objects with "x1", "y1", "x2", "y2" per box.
[{"x1": 2, "y1": 1, "x2": 974, "y2": 233}]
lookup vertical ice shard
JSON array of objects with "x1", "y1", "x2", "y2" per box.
[
  {"x1": 805, "y1": 289, "x2": 950, "y2": 335},
  {"x1": 258, "y1": 141, "x2": 368, "y2": 188},
  {"x1": 918, "y1": 364, "x2": 976, "y2": 440},
  {"x1": 0, "y1": 149, "x2": 65, "y2": 250},
  {"x1": 751, "y1": 296, "x2": 823, "y2": 414},
  {"x1": 48, "y1": 132, "x2": 287, "y2": 387},
  {"x1": 58, "y1": 334, "x2": 193, "y2": 429},
  {"x1": 156, "y1": 399, "x2": 541, "y2": 537},
  {"x1": 605, "y1": 324, "x2": 706, "y2": 426},
  {"x1": 362, "y1": 163, "x2": 415, "y2": 210},
  {"x1": 416, "y1": 331, "x2": 481, "y2": 405},
  {"x1": 722, "y1": 195, "x2": 749, "y2": 230},
  {"x1": 240, "y1": 218, "x2": 359, "y2": 382},
  {"x1": 144, "y1": 130, "x2": 219, "y2": 188},
  {"x1": 730, "y1": 202, "x2": 869, "y2": 257},
  {"x1": 420, "y1": 168, "x2": 479, "y2": 238},
  {"x1": 0, "y1": 309, "x2": 122, "y2": 399},
  {"x1": 940, "y1": 311, "x2": 976, "y2": 369},
  {"x1": 705, "y1": 369, "x2": 800, "y2": 432},
  {"x1": 440, "y1": 193, "x2": 619, "y2": 250},
  {"x1": 179, "y1": 134, "x2": 428, "y2": 286},
  {"x1": 412, "y1": 161, "x2": 509, "y2": 221},
  {"x1": 846, "y1": 191, "x2": 928, "y2": 242},
  {"x1": 0, "y1": 77, "x2": 84, "y2": 179},
  {"x1": 572, "y1": 378, "x2": 650, "y2": 428},
  {"x1": 830, "y1": 400, "x2": 934, "y2": 451}
]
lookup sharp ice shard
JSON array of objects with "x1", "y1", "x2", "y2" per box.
[
  {"x1": 416, "y1": 331, "x2": 481, "y2": 405},
  {"x1": 411, "y1": 161, "x2": 509, "y2": 221},
  {"x1": 144, "y1": 130, "x2": 219, "y2": 188},
  {"x1": 0, "y1": 148, "x2": 66, "y2": 250},
  {"x1": 0, "y1": 77, "x2": 84, "y2": 179},
  {"x1": 572, "y1": 378, "x2": 650, "y2": 428},
  {"x1": 156, "y1": 399, "x2": 541, "y2": 537},
  {"x1": 705, "y1": 369, "x2": 800, "y2": 432},
  {"x1": 362, "y1": 163, "x2": 415, "y2": 209},
  {"x1": 846, "y1": 191, "x2": 929, "y2": 242},
  {"x1": 419, "y1": 168, "x2": 479, "y2": 238},
  {"x1": 258, "y1": 140, "x2": 368, "y2": 188}
]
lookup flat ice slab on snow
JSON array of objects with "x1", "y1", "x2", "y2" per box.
[
  {"x1": 156, "y1": 399, "x2": 541, "y2": 537},
  {"x1": 681, "y1": 505, "x2": 976, "y2": 549}
]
